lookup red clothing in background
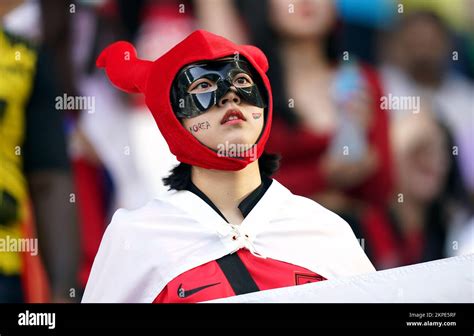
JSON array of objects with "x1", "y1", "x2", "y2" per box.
[{"x1": 266, "y1": 65, "x2": 392, "y2": 208}]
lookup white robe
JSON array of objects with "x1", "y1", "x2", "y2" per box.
[{"x1": 82, "y1": 179, "x2": 376, "y2": 303}]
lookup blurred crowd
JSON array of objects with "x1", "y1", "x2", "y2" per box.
[{"x1": 0, "y1": 0, "x2": 472, "y2": 303}]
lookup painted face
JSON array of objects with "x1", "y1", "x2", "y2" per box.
[{"x1": 171, "y1": 57, "x2": 267, "y2": 119}]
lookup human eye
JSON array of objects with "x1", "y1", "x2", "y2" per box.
[
  {"x1": 188, "y1": 79, "x2": 216, "y2": 93},
  {"x1": 233, "y1": 73, "x2": 253, "y2": 87}
]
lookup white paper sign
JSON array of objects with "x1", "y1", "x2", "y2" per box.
[{"x1": 206, "y1": 254, "x2": 473, "y2": 303}]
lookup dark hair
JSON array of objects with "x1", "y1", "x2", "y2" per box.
[
  {"x1": 235, "y1": 0, "x2": 341, "y2": 127},
  {"x1": 437, "y1": 122, "x2": 473, "y2": 212},
  {"x1": 419, "y1": 120, "x2": 472, "y2": 261},
  {"x1": 162, "y1": 152, "x2": 280, "y2": 191}
]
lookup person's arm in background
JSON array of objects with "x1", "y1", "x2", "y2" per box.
[
  {"x1": 345, "y1": 65, "x2": 393, "y2": 206},
  {"x1": 23, "y1": 47, "x2": 80, "y2": 303},
  {"x1": 194, "y1": 0, "x2": 247, "y2": 44},
  {"x1": 314, "y1": 65, "x2": 392, "y2": 209}
]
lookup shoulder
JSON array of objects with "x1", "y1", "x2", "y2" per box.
[
  {"x1": 291, "y1": 194, "x2": 352, "y2": 228},
  {"x1": 272, "y1": 181, "x2": 340, "y2": 218},
  {"x1": 266, "y1": 181, "x2": 375, "y2": 275},
  {"x1": 105, "y1": 193, "x2": 191, "y2": 233},
  {"x1": 271, "y1": 180, "x2": 353, "y2": 233}
]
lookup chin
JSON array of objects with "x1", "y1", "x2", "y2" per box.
[
  {"x1": 218, "y1": 139, "x2": 248, "y2": 148},
  {"x1": 218, "y1": 130, "x2": 255, "y2": 146}
]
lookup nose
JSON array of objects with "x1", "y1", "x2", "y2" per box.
[{"x1": 218, "y1": 89, "x2": 241, "y2": 107}]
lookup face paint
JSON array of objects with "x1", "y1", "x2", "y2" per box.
[
  {"x1": 188, "y1": 121, "x2": 211, "y2": 133},
  {"x1": 171, "y1": 57, "x2": 267, "y2": 119},
  {"x1": 252, "y1": 112, "x2": 262, "y2": 119}
]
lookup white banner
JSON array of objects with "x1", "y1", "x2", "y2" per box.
[{"x1": 206, "y1": 254, "x2": 474, "y2": 303}]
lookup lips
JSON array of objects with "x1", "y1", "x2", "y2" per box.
[{"x1": 220, "y1": 109, "x2": 247, "y2": 125}]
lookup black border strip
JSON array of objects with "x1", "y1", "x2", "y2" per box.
[{"x1": 0, "y1": 303, "x2": 471, "y2": 333}]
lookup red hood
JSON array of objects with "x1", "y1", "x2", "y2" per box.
[{"x1": 96, "y1": 29, "x2": 273, "y2": 171}]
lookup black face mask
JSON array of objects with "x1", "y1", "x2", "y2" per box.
[{"x1": 171, "y1": 57, "x2": 267, "y2": 119}]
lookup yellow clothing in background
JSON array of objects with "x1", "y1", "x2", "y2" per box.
[{"x1": 0, "y1": 29, "x2": 37, "y2": 275}]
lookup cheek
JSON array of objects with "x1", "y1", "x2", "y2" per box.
[
  {"x1": 248, "y1": 108, "x2": 265, "y2": 132},
  {"x1": 180, "y1": 110, "x2": 224, "y2": 149},
  {"x1": 250, "y1": 109, "x2": 263, "y2": 121},
  {"x1": 182, "y1": 115, "x2": 214, "y2": 136}
]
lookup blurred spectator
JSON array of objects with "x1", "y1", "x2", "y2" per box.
[
  {"x1": 398, "y1": 0, "x2": 474, "y2": 79},
  {"x1": 401, "y1": 0, "x2": 472, "y2": 34},
  {"x1": 68, "y1": 0, "x2": 149, "y2": 288},
  {"x1": 0, "y1": 0, "x2": 79, "y2": 302},
  {"x1": 363, "y1": 112, "x2": 472, "y2": 269},
  {"x1": 379, "y1": 11, "x2": 474, "y2": 200}
]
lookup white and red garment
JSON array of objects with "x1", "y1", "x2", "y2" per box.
[{"x1": 82, "y1": 179, "x2": 375, "y2": 303}]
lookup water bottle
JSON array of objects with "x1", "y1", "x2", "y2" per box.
[{"x1": 329, "y1": 61, "x2": 368, "y2": 161}]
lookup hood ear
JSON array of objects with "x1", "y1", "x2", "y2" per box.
[
  {"x1": 242, "y1": 45, "x2": 268, "y2": 72},
  {"x1": 96, "y1": 41, "x2": 152, "y2": 94}
]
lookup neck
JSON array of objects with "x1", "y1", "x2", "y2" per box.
[
  {"x1": 392, "y1": 196, "x2": 426, "y2": 232},
  {"x1": 191, "y1": 160, "x2": 262, "y2": 223},
  {"x1": 279, "y1": 37, "x2": 329, "y2": 73},
  {"x1": 411, "y1": 71, "x2": 443, "y2": 89}
]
